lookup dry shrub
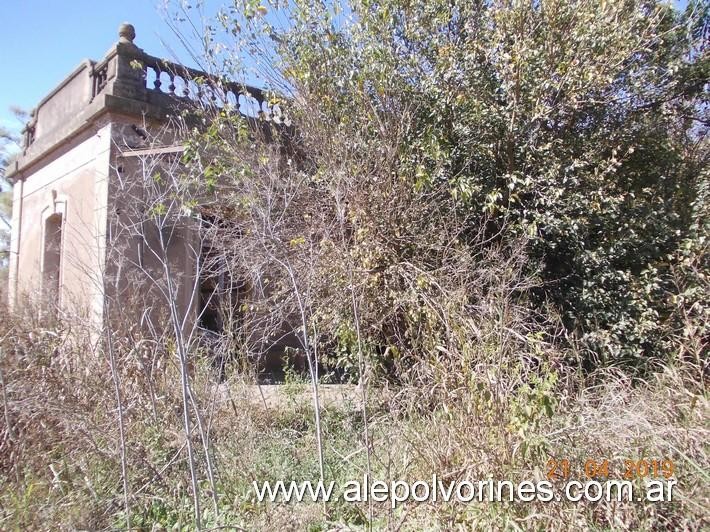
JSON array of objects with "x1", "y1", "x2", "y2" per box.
[
  {"x1": 0, "y1": 301, "x2": 192, "y2": 528},
  {"x1": 0, "y1": 293, "x2": 707, "y2": 530}
]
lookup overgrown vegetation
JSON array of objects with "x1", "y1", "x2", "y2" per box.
[
  {"x1": 230, "y1": 0, "x2": 708, "y2": 371},
  {"x1": 0, "y1": 0, "x2": 708, "y2": 529},
  {"x1": 0, "y1": 298, "x2": 707, "y2": 529}
]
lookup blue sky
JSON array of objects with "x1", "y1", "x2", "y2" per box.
[{"x1": 0, "y1": 0, "x2": 210, "y2": 136}]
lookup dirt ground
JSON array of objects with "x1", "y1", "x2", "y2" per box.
[{"x1": 218, "y1": 382, "x2": 363, "y2": 410}]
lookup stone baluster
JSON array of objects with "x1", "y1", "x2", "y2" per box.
[
  {"x1": 153, "y1": 67, "x2": 162, "y2": 91},
  {"x1": 167, "y1": 72, "x2": 176, "y2": 95}
]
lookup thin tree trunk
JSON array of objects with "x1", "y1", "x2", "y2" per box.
[
  {"x1": 162, "y1": 256, "x2": 202, "y2": 530},
  {"x1": 104, "y1": 307, "x2": 131, "y2": 530},
  {"x1": 282, "y1": 259, "x2": 326, "y2": 513},
  {"x1": 349, "y1": 270, "x2": 373, "y2": 529}
]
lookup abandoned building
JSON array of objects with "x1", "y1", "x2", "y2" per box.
[{"x1": 5, "y1": 23, "x2": 290, "y2": 367}]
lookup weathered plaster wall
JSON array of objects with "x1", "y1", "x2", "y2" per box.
[
  {"x1": 9, "y1": 122, "x2": 112, "y2": 322},
  {"x1": 103, "y1": 126, "x2": 199, "y2": 334}
]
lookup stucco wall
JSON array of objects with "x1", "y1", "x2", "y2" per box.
[
  {"x1": 34, "y1": 62, "x2": 94, "y2": 141},
  {"x1": 103, "y1": 136, "x2": 199, "y2": 333},
  {"x1": 9, "y1": 122, "x2": 112, "y2": 322}
]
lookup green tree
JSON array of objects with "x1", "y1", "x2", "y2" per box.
[
  {"x1": 1, "y1": 128, "x2": 17, "y2": 271},
  {"x1": 201, "y1": 0, "x2": 708, "y2": 371},
  {"x1": 0, "y1": 107, "x2": 27, "y2": 299}
]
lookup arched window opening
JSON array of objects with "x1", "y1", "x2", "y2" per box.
[{"x1": 43, "y1": 213, "x2": 63, "y2": 301}]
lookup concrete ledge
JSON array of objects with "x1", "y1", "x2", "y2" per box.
[{"x1": 6, "y1": 92, "x2": 184, "y2": 182}]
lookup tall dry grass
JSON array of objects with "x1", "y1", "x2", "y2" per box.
[{"x1": 0, "y1": 294, "x2": 707, "y2": 531}]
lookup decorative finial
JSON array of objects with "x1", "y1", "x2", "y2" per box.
[{"x1": 118, "y1": 23, "x2": 136, "y2": 44}]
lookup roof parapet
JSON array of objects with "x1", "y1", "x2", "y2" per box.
[{"x1": 6, "y1": 23, "x2": 276, "y2": 182}]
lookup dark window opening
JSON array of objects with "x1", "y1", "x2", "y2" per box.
[
  {"x1": 43, "y1": 213, "x2": 63, "y2": 303},
  {"x1": 197, "y1": 215, "x2": 245, "y2": 334}
]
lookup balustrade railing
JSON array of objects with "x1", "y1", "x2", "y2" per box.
[
  {"x1": 140, "y1": 54, "x2": 272, "y2": 118},
  {"x1": 24, "y1": 23, "x2": 285, "y2": 150},
  {"x1": 92, "y1": 61, "x2": 109, "y2": 97}
]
